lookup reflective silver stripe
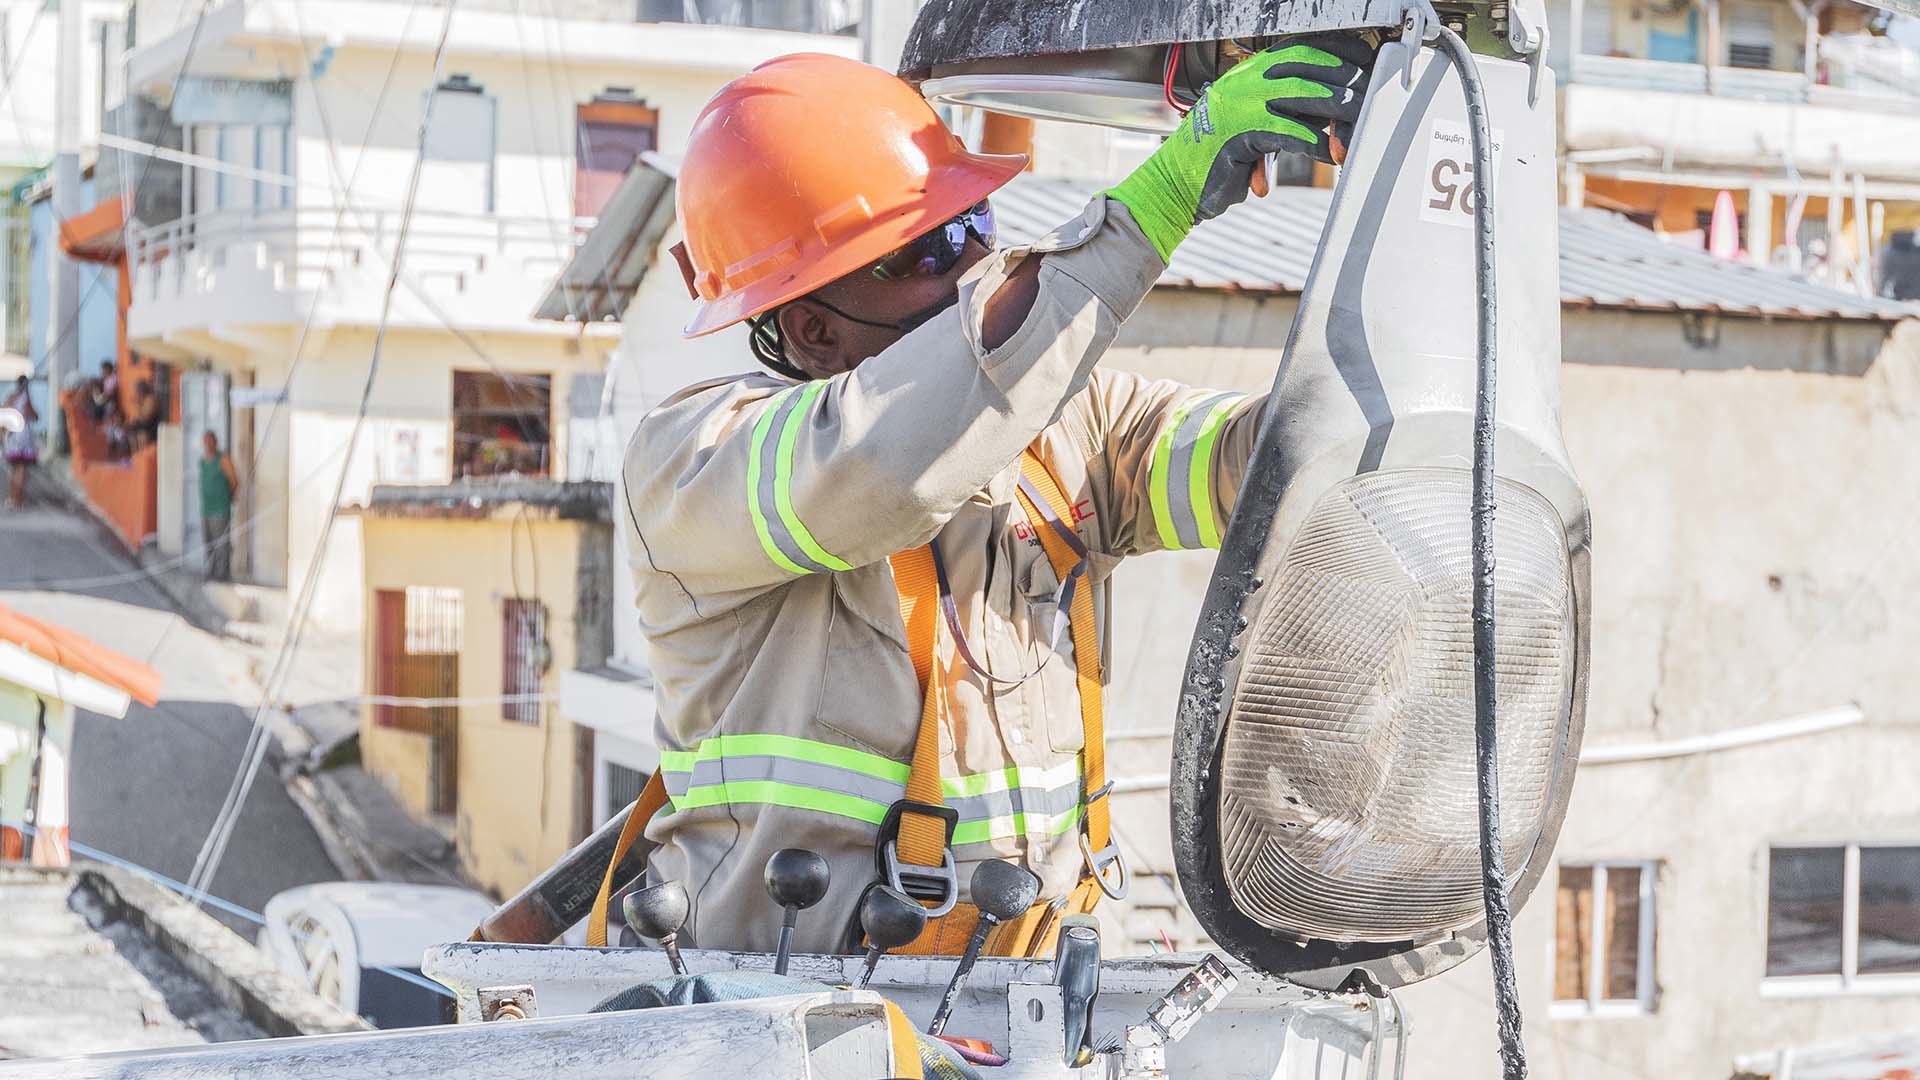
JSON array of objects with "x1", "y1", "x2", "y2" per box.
[
  {"x1": 680, "y1": 754, "x2": 903, "y2": 805},
  {"x1": 658, "y1": 751, "x2": 1085, "y2": 840},
  {"x1": 1156, "y1": 391, "x2": 1243, "y2": 550},
  {"x1": 750, "y1": 386, "x2": 840, "y2": 575}
]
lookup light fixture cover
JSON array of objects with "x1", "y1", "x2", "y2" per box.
[
  {"x1": 898, "y1": 0, "x2": 1409, "y2": 81},
  {"x1": 1167, "y1": 45, "x2": 1591, "y2": 991}
]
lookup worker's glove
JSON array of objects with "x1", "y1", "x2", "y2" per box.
[{"x1": 1107, "y1": 36, "x2": 1374, "y2": 262}]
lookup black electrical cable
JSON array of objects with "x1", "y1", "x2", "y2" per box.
[{"x1": 1430, "y1": 25, "x2": 1527, "y2": 1080}]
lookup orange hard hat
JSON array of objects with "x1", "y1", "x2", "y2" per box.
[{"x1": 675, "y1": 53, "x2": 1028, "y2": 339}]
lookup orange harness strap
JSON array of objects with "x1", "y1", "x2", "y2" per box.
[
  {"x1": 584, "y1": 769, "x2": 669, "y2": 948},
  {"x1": 585, "y1": 447, "x2": 1110, "y2": 956},
  {"x1": 885, "y1": 446, "x2": 1111, "y2": 958}
]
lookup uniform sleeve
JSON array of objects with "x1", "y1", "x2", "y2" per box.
[
  {"x1": 624, "y1": 197, "x2": 1166, "y2": 602},
  {"x1": 1079, "y1": 368, "x2": 1267, "y2": 557}
]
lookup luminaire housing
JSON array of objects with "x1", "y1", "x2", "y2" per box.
[{"x1": 901, "y1": 1, "x2": 1592, "y2": 991}]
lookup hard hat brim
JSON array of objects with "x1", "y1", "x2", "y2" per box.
[{"x1": 681, "y1": 150, "x2": 1030, "y2": 340}]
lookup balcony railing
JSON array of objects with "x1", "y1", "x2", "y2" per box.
[
  {"x1": 1816, "y1": 34, "x2": 1920, "y2": 103},
  {"x1": 635, "y1": 0, "x2": 857, "y2": 35},
  {"x1": 124, "y1": 205, "x2": 582, "y2": 338},
  {"x1": 1569, "y1": 40, "x2": 1920, "y2": 109}
]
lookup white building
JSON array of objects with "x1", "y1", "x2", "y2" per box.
[
  {"x1": 1551, "y1": 0, "x2": 1920, "y2": 289},
  {"x1": 106, "y1": 0, "x2": 863, "y2": 640}
]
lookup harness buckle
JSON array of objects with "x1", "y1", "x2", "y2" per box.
[
  {"x1": 875, "y1": 800, "x2": 960, "y2": 917},
  {"x1": 1080, "y1": 829, "x2": 1130, "y2": 901}
]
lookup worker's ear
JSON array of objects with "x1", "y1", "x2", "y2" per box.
[{"x1": 776, "y1": 299, "x2": 844, "y2": 379}]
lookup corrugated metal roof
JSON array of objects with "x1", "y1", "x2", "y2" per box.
[{"x1": 995, "y1": 173, "x2": 1920, "y2": 322}]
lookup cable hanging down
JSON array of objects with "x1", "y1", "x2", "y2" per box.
[{"x1": 1430, "y1": 24, "x2": 1529, "y2": 1080}]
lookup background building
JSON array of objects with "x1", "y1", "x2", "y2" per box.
[
  {"x1": 1550, "y1": 0, "x2": 1920, "y2": 296},
  {"x1": 353, "y1": 479, "x2": 613, "y2": 895}
]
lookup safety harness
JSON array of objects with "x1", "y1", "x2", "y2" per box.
[{"x1": 587, "y1": 446, "x2": 1125, "y2": 957}]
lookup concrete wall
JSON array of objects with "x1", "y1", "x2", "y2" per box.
[{"x1": 359, "y1": 510, "x2": 608, "y2": 897}]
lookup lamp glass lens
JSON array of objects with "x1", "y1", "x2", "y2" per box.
[{"x1": 1219, "y1": 468, "x2": 1575, "y2": 941}]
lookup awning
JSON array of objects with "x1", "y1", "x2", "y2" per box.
[
  {"x1": 57, "y1": 197, "x2": 127, "y2": 264},
  {"x1": 534, "y1": 153, "x2": 680, "y2": 324},
  {"x1": 0, "y1": 603, "x2": 164, "y2": 714}
]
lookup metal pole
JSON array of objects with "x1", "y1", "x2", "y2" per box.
[
  {"x1": 47, "y1": 0, "x2": 85, "y2": 454},
  {"x1": 1851, "y1": 173, "x2": 1873, "y2": 296},
  {"x1": 21, "y1": 699, "x2": 47, "y2": 861}
]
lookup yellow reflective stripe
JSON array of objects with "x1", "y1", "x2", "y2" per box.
[
  {"x1": 1188, "y1": 395, "x2": 1243, "y2": 548},
  {"x1": 661, "y1": 736, "x2": 1081, "y2": 800},
  {"x1": 773, "y1": 380, "x2": 853, "y2": 572},
  {"x1": 953, "y1": 802, "x2": 1082, "y2": 846},
  {"x1": 671, "y1": 779, "x2": 891, "y2": 824},
  {"x1": 658, "y1": 734, "x2": 1087, "y2": 844},
  {"x1": 940, "y1": 756, "x2": 1083, "y2": 799},
  {"x1": 746, "y1": 388, "x2": 810, "y2": 576},
  {"x1": 660, "y1": 732, "x2": 908, "y2": 783},
  {"x1": 1148, "y1": 395, "x2": 1204, "y2": 550}
]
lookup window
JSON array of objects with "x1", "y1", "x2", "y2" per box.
[
  {"x1": 604, "y1": 761, "x2": 648, "y2": 816},
  {"x1": 421, "y1": 75, "x2": 496, "y2": 215},
  {"x1": 1724, "y1": 1, "x2": 1777, "y2": 69},
  {"x1": 3, "y1": 197, "x2": 29, "y2": 356},
  {"x1": 636, "y1": 0, "x2": 858, "y2": 35},
  {"x1": 372, "y1": 586, "x2": 462, "y2": 814},
  {"x1": 1579, "y1": 0, "x2": 1614, "y2": 56},
  {"x1": 1767, "y1": 844, "x2": 1920, "y2": 991},
  {"x1": 451, "y1": 370, "x2": 550, "y2": 479},
  {"x1": 575, "y1": 93, "x2": 658, "y2": 220},
  {"x1": 1553, "y1": 862, "x2": 1656, "y2": 1015},
  {"x1": 502, "y1": 598, "x2": 548, "y2": 725}
]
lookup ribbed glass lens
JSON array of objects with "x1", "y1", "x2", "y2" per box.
[{"x1": 1218, "y1": 468, "x2": 1575, "y2": 941}]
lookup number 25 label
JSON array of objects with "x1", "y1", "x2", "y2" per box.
[{"x1": 1419, "y1": 118, "x2": 1504, "y2": 229}]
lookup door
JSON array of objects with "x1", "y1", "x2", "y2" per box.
[
  {"x1": 1647, "y1": 7, "x2": 1701, "y2": 63},
  {"x1": 179, "y1": 370, "x2": 230, "y2": 575}
]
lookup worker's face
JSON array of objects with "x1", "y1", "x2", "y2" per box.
[
  {"x1": 776, "y1": 202, "x2": 997, "y2": 380},
  {"x1": 202, "y1": 432, "x2": 217, "y2": 457}
]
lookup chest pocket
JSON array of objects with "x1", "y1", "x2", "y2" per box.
[{"x1": 817, "y1": 566, "x2": 922, "y2": 761}]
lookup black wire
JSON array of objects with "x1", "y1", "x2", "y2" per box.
[{"x1": 1431, "y1": 25, "x2": 1527, "y2": 1080}]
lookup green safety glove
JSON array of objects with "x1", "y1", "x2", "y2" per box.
[{"x1": 1108, "y1": 36, "x2": 1375, "y2": 262}]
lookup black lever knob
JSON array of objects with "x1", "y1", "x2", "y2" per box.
[
  {"x1": 969, "y1": 858, "x2": 1041, "y2": 922},
  {"x1": 926, "y1": 860, "x2": 1043, "y2": 1036},
  {"x1": 764, "y1": 848, "x2": 831, "y2": 975},
  {"x1": 622, "y1": 881, "x2": 690, "y2": 977},
  {"x1": 855, "y1": 884, "x2": 927, "y2": 989}
]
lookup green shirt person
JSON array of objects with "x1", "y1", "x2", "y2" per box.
[{"x1": 200, "y1": 431, "x2": 239, "y2": 581}]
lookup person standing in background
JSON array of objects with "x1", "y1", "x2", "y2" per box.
[
  {"x1": 129, "y1": 381, "x2": 160, "y2": 451},
  {"x1": 4, "y1": 376, "x2": 37, "y2": 509},
  {"x1": 200, "y1": 430, "x2": 239, "y2": 581}
]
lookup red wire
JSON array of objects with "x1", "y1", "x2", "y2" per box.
[{"x1": 1163, "y1": 46, "x2": 1191, "y2": 116}]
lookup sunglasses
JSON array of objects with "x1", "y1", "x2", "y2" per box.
[{"x1": 868, "y1": 201, "x2": 996, "y2": 282}]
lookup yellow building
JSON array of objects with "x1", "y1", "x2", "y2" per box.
[{"x1": 353, "y1": 480, "x2": 614, "y2": 898}]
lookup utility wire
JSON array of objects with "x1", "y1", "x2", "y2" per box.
[
  {"x1": 1431, "y1": 25, "x2": 1527, "y2": 1080},
  {"x1": 186, "y1": 0, "x2": 461, "y2": 903}
]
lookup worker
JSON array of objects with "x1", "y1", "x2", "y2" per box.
[{"x1": 618, "y1": 42, "x2": 1373, "y2": 956}]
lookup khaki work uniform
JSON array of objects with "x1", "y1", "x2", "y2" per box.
[{"x1": 622, "y1": 197, "x2": 1267, "y2": 953}]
